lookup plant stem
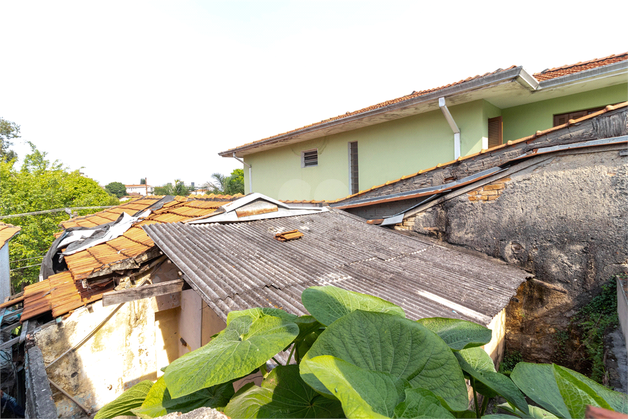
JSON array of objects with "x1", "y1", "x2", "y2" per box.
[
  {"x1": 260, "y1": 363, "x2": 268, "y2": 377},
  {"x1": 272, "y1": 357, "x2": 282, "y2": 366},
  {"x1": 480, "y1": 393, "x2": 490, "y2": 416},
  {"x1": 286, "y1": 344, "x2": 296, "y2": 365},
  {"x1": 471, "y1": 377, "x2": 480, "y2": 418}
]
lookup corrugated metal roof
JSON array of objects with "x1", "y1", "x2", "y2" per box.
[
  {"x1": 144, "y1": 209, "x2": 529, "y2": 325},
  {"x1": 0, "y1": 223, "x2": 21, "y2": 248}
]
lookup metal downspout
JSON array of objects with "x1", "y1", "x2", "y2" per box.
[
  {"x1": 438, "y1": 97, "x2": 461, "y2": 160},
  {"x1": 232, "y1": 152, "x2": 252, "y2": 193}
]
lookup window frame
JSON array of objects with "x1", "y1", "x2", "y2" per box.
[
  {"x1": 301, "y1": 149, "x2": 318, "y2": 168},
  {"x1": 348, "y1": 141, "x2": 359, "y2": 195}
]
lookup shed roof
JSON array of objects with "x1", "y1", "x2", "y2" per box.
[
  {"x1": 143, "y1": 209, "x2": 529, "y2": 325},
  {"x1": 0, "y1": 223, "x2": 21, "y2": 248}
]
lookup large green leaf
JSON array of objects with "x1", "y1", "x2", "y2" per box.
[
  {"x1": 301, "y1": 286, "x2": 405, "y2": 326},
  {"x1": 512, "y1": 363, "x2": 625, "y2": 419},
  {"x1": 417, "y1": 317, "x2": 492, "y2": 350},
  {"x1": 224, "y1": 364, "x2": 344, "y2": 418},
  {"x1": 94, "y1": 380, "x2": 153, "y2": 419},
  {"x1": 227, "y1": 307, "x2": 298, "y2": 324},
  {"x1": 294, "y1": 315, "x2": 323, "y2": 339},
  {"x1": 304, "y1": 355, "x2": 407, "y2": 419},
  {"x1": 555, "y1": 366, "x2": 628, "y2": 414},
  {"x1": 511, "y1": 363, "x2": 570, "y2": 418},
  {"x1": 553, "y1": 366, "x2": 610, "y2": 419},
  {"x1": 495, "y1": 403, "x2": 559, "y2": 419},
  {"x1": 300, "y1": 310, "x2": 469, "y2": 411},
  {"x1": 296, "y1": 329, "x2": 324, "y2": 363},
  {"x1": 455, "y1": 347, "x2": 528, "y2": 415},
  {"x1": 393, "y1": 387, "x2": 455, "y2": 419},
  {"x1": 132, "y1": 377, "x2": 234, "y2": 418},
  {"x1": 164, "y1": 310, "x2": 299, "y2": 398}
]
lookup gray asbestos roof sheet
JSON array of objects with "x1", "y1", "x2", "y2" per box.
[{"x1": 143, "y1": 209, "x2": 529, "y2": 325}]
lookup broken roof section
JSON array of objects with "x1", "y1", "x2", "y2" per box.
[
  {"x1": 187, "y1": 193, "x2": 327, "y2": 224},
  {"x1": 0, "y1": 223, "x2": 21, "y2": 248},
  {"x1": 144, "y1": 208, "x2": 529, "y2": 326},
  {"x1": 220, "y1": 53, "x2": 628, "y2": 158},
  {"x1": 21, "y1": 195, "x2": 237, "y2": 322}
]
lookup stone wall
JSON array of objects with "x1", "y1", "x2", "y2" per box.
[{"x1": 406, "y1": 146, "x2": 628, "y2": 362}]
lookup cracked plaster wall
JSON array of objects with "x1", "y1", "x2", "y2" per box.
[{"x1": 408, "y1": 148, "x2": 628, "y2": 362}]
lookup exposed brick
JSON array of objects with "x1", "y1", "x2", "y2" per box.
[
  {"x1": 468, "y1": 196, "x2": 479, "y2": 201},
  {"x1": 480, "y1": 190, "x2": 499, "y2": 196},
  {"x1": 484, "y1": 184, "x2": 505, "y2": 191},
  {"x1": 487, "y1": 195, "x2": 499, "y2": 201},
  {"x1": 480, "y1": 195, "x2": 489, "y2": 201}
]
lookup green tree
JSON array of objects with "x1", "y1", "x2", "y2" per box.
[
  {"x1": 0, "y1": 117, "x2": 20, "y2": 162},
  {"x1": 140, "y1": 178, "x2": 146, "y2": 185},
  {"x1": 105, "y1": 182, "x2": 127, "y2": 198},
  {"x1": 0, "y1": 142, "x2": 119, "y2": 288},
  {"x1": 205, "y1": 169, "x2": 244, "y2": 195},
  {"x1": 154, "y1": 180, "x2": 192, "y2": 196}
]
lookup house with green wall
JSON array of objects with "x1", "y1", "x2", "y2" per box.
[{"x1": 220, "y1": 53, "x2": 628, "y2": 201}]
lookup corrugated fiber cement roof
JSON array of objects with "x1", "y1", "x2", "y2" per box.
[{"x1": 144, "y1": 209, "x2": 530, "y2": 325}]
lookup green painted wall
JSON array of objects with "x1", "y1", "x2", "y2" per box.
[
  {"x1": 244, "y1": 100, "x2": 491, "y2": 200},
  {"x1": 502, "y1": 83, "x2": 627, "y2": 142}
]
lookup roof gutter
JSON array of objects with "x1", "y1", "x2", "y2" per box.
[
  {"x1": 438, "y1": 97, "x2": 461, "y2": 159},
  {"x1": 220, "y1": 66, "x2": 526, "y2": 157},
  {"x1": 231, "y1": 152, "x2": 252, "y2": 193}
]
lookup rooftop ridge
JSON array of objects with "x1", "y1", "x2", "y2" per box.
[{"x1": 534, "y1": 52, "x2": 628, "y2": 81}]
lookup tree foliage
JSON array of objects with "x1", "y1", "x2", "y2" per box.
[
  {"x1": 0, "y1": 142, "x2": 119, "y2": 288},
  {"x1": 105, "y1": 182, "x2": 127, "y2": 198},
  {"x1": 154, "y1": 179, "x2": 193, "y2": 196},
  {"x1": 0, "y1": 117, "x2": 20, "y2": 162},
  {"x1": 205, "y1": 169, "x2": 244, "y2": 195},
  {"x1": 95, "y1": 285, "x2": 628, "y2": 419}
]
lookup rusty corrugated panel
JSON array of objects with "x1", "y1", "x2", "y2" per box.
[{"x1": 144, "y1": 209, "x2": 529, "y2": 324}]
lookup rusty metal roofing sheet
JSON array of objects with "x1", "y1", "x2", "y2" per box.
[
  {"x1": 144, "y1": 209, "x2": 529, "y2": 325},
  {"x1": 0, "y1": 223, "x2": 21, "y2": 248}
]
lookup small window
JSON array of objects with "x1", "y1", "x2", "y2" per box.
[
  {"x1": 553, "y1": 106, "x2": 605, "y2": 127},
  {"x1": 348, "y1": 142, "x2": 359, "y2": 194},
  {"x1": 302, "y1": 149, "x2": 318, "y2": 167},
  {"x1": 488, "y1": 116, "x2": 503, "y2": 149}
]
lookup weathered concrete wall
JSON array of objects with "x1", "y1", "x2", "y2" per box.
[
  {"x1": 619, "y1": 278, "x2": 628, "y2": 356},
  {"x1": 25, "y1": 345, "x2": 57, "y2": 419},
  {"x1": 407, "y1": 147, "x2": 628, "y2": 362}
]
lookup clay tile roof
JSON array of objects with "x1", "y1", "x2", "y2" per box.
[
  {"x1": 534, "y1": 52, "x2": 628, "y2": 81},
  {"x1": 60, "y1": 196, "x2": 163, "y2": 229},
  {"x1": 63, "y1": 197, "x2": 236, "y2": 280},
  {"x1": 0, "y1": 223, "x2": 21, "y2": 248},
  {"x1": 329, "y1": 102, "x2": 628, "y2": 204},
  {"x1": 223, "y1": 66, "x2": 519, "y2": 154},
  {"x1": 21, "y1": 270, "x2": 114, "y2": 322}
]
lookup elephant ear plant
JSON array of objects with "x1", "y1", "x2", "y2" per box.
[{"x1": 96, "y1": 286, "x2": 628, "y2": 419}]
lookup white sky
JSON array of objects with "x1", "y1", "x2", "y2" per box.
[{"x1": 1, "y1": 1, "x2": 627, "y2": 188}]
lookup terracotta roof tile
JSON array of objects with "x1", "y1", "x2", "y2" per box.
[
  {"x1": 0, "y1": 223, "x2": 21, "y2": 248},
  {"x1": 223, "y1": 66, "x2": 519, "y2": 153},
  {"x1": 534, "y1": 52, "x2": 628, "y2": 81},
  {"x1": 60, "y1": 197, "x2": 237, "y2": 280}
]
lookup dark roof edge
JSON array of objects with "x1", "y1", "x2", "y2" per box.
[
  {"x1": 539, "y1": 60, "x2": 628, "y2": 89},
  {"x1": 219, "y1": 67, "x2": 525, "y2": 157}
]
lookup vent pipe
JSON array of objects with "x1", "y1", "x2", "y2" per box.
[{"x1": 439, "y1": 97, "x2": 461, "y2": 160}]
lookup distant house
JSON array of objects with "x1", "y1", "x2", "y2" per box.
[
  {"x1": 125, "y1": 183, "x2": 154, "y2": 196},
  {"x1": 0, "y1": 223, "x2": 21, "y2": 303},
  {"x1": 220, "y1": 53, "x2": 628, "y2": 201}
]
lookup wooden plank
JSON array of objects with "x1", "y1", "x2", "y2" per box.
[
  {"x1": 0, "y1": 296, "x2": 24, "y2": 309},
  {"x1": 0, "y1": 336, "x2": 20, "y2": 350},
  {"x1": 102, "y1": 279, "x2": 184, "y2": 307}
]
